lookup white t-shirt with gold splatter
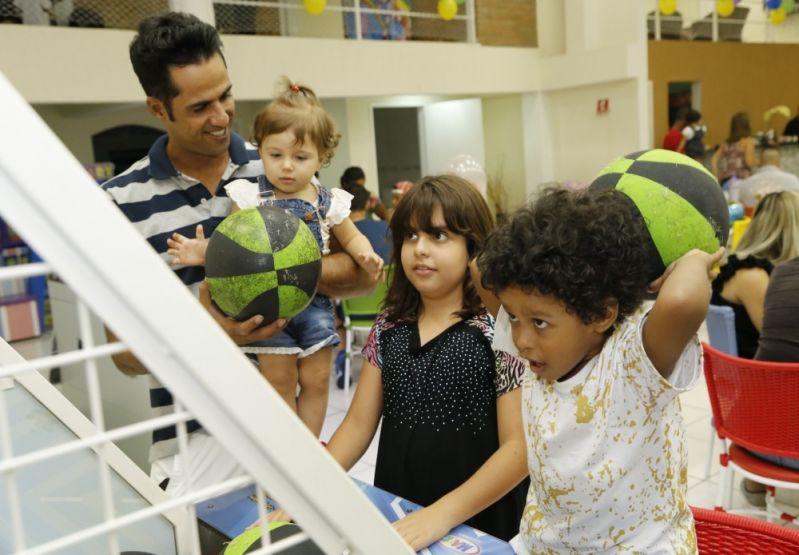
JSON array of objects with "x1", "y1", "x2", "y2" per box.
[{"x1": 498, "y1": 308, "x2": 699, "y2": 554}]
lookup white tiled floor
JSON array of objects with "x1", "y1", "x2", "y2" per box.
[{"x1": 9, "y1": 326, "x2": 799, "y2": 521}]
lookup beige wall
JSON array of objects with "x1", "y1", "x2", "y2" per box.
[
  {"x1": 546, "y1": 79, "x2": 643, "y2": 185},
  {"x1": 0, "y1": 25, "x2": 541, "y2": 104}
]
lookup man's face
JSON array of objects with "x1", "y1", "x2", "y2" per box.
[{"x1": 147, "y1": 53, "x2": 234, "y2": 160}]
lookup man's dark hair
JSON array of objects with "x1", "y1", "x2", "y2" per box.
[
  {"x1": 340, "y1": 166, "x2": 366, "y2": 191},
  {"x1": 349, "y1": 186, "x2": 372, "y2": 212},
  {"x1": 478, "y1": 187, "x2": 651, "y2": 327},
  {"x1": 685, "y1": 109, "x2": 702, "y2": 125},
  {"x1": 129, "y1": 12, "x2": 225, "y2": 119},
  {"x1": 672, "y1": 106, "x2": 690, "y2": 127}
]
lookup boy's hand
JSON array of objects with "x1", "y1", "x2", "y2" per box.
[
  {"x1": 167, "y1": 224, "x2": 207, "y2": 266},
  {"x1": 357, "y1": 252, "x2": 384, "y2": 281},
  {"x1": 647, "y1": 247, "x2": 725, "y2": 294}
]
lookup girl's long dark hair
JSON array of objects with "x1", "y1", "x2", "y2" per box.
[{"x1": 384, "y1": 175, "x2": 494, "y2": 322}]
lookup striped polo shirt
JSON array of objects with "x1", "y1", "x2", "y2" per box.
[{"x1": 102, "y1": 132, "x2": 263, "y2": 462}]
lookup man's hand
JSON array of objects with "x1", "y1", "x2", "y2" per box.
[{"x1": 199, "y1": 281, "x2": 285, "y2": 345}]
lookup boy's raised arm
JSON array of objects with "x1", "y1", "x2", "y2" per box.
[{"x1": 644, "y1": 247, "x2": 724, "y2": 377}]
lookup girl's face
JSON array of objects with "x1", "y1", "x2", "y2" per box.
[
  {"x1": 400, "y1": 204, "x2": 469, "y2": 303},
  {"x1": 259, "y1": 129, "x2": 323, "y2": 196},
  {"x1": 498, "y1": 286, "x2": 614, "y2": 383}
]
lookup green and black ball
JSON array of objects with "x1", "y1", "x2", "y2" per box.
[
  {"x1": 222, "y1": 522, "x2": 323, "y2": 555},
  {"x1": 206, "y1": 205, "x2": 321, "y2": 325},
  {"x1": 590, "y1": 148, "x2": 729, "y2": 280}
]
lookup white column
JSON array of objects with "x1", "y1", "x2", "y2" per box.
[
  {"x1": 168, "y1": 0, "x2": 216, "y2": 25},
  {"x1": 521, "y1": 92, "x2": 555, "y2": 199}
]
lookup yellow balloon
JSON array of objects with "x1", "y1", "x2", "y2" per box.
[
  {"x1": 438, "y1": 0, "x2": 457, "y2": 20},
  {"x1": 659, "y1": 0, "x2": 677, "y2": 16},
  {"x1": 716, "y1": 0, "x2": 734, "y2": 17},
  {"x1": 770, "y1": 7, "x2": 787, "y2": 24},
  {"x1": 304, "y1": 0, "x2": 326, "y2": 15}
]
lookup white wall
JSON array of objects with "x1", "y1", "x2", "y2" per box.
[
  {"x1": 0, "y1": 25, "x2": 541, "y2": 104},
  {"x1": 418, "y1": 99, "x2": 485, "y2": 176},
  {"x1": 546, "y1": 78, "x2": 643, "y2": 184},
  {"x1": 482, "y1": 95, "x2": 528, "y2": 212}
]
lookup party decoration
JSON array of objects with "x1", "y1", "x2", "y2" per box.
[
  {"x1": 659, "y1": 0, "x2": 677, "y2": 16},
  {"x1": 716, "y1": 0, "x2": 734, "y2": 17},
  {"x1": 766, "y1": 0, "x2": 782, "y2": 9},
  {"x1": 770, "y1": 6, "x2": 787, "y2": 23},
  {"x1": 303, "y1": 0, "x2": 326, "y2": 15},
  {"x1": 763, "y1": 105, "x2": 791, "y2": 123},
  {"x1": 443, "y1": 154, "x2": 487, "y2": 198},
  {"x1": 437, "y1": 0, "x2": 457, "y2": 20},
  {"x1": 783, "y1": 0, "x2": 796, "y2": 12}
]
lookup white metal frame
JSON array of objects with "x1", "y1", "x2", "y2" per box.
[{"x1": 0, "y1": 70, "x2": 412, "y2": 554}]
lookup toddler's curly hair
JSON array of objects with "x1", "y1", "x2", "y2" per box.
[{"x1": 478, "y1": 187, "x2": 651, "y2": 326}]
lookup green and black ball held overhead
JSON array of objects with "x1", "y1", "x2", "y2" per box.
[
  {"x1": 590, "y1": 148, "x2": 729, "y2": 281},
  {"x1": 206, "y1": 205, "x2": 322, "y2": 325}
]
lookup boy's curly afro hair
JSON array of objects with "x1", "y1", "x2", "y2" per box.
[{"x1": 478, "y1": 187, "x2": 651, "y2": 326}]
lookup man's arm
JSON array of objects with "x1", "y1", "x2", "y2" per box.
[
  {"x1": 104, "y1": 282, "x2": 286, "y2": 376},
  {"x1": 105, "y1": 327, "x2": 148, "y2": 376},
  {"x1": 317, "y1": 252, "x2": 376, "y2": 298}
]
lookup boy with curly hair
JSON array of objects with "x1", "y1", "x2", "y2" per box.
[{"x1": 478, "y1": 188, "x2": 722, "y2": 554}]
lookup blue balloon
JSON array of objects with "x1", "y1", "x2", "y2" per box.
[
  {"x1": 766, "y1": 0, "x2": 782, "y2": 9},
  {"x1": 728, "y1": 202, "x2": 744, "y2": 222}
]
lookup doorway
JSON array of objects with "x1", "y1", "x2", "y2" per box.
[{"x1": 373, "y1": 108, "x2": 422, "y2": 206}]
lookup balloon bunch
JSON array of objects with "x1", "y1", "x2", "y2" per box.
[
  {"x1": 764, "y1": 0, "x2": 795, "y2": 24},
  {"x1": 659, "y1": 0, "x2": 677, "y2": 16},
  {"x1": 437, "y1": 0, "x2": 457, "y2": 20},
  {"x1": 303, "y1": 0, "x2": 326, "y2": 15},
  {"x1": 716, "y1": 0, "x2": 735, "y2": 17}
]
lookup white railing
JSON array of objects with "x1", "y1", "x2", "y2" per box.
[
  {"x1": 1, "y1": 0, "x2": 476, "y2": 43},
  {"x1": 0, "y1": 68, "x2": 412, "y2": 554},
  {"x1": 648, "y1": 0, "x2": 799, "y2": 43}
]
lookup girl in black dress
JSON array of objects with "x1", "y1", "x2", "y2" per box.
[{"x1": 326, "y1": 175, "x2": 528, "y2": 550}]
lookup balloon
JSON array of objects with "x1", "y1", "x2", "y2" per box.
[
  {"x1": 659, "y1": 0, "x2": 677, "y2": 16},
  {"x1": 770, "y1": 6, "x2": 787, "y2": 23},
  {"x1": 716, "y1": 0, "x2": 734, "y2": 17},
  {"x1": 766, "y1": 0, "x2": 782, "y2": 9},
  {"x1": 733, "y1": 0, "x2": 741, "y2": 4},
  {"x1": 303, "y1": 0, "x2": 326, "y2": 15},
  {"x1": 443, "y1": 154, "x2": 487, "y2": 198},
  {"x1": 437, "y1": 0, "x2": 457, "y2": 20},
  {"x1": 783, "y1": 0, "x2": 795, "y2": 12}
]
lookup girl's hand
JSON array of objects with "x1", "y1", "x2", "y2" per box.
[
  {"x1": 357, "y1": 252, "x2": 384, "y2": 281},
  {"x1": 647, "y1": 247, "x2": 724, "y2": 294},
  {"x1": 393, "y1": 506, "x2": 454, "y2": 552},
  {"x1": 167, "y1": 224, "x2": 207, "y2": 266}
]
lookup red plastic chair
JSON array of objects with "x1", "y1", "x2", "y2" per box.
[
  {"x1": 702, "y1": 343, "x2": 799, "y2": 524},
  {"x1": 692, "y1": 506, "x2": 799, "y2": 553}
]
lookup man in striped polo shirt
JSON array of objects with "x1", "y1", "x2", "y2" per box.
[{"x1": 102, "y1": 12, "x2": 372, "y2": 496}]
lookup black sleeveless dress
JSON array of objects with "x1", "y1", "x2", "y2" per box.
[{"x1": 362, "y1": 310, "x2": 528, "y2": 541}]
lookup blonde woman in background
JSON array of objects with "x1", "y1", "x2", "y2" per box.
[{"x1": 710, "y1": 191, "x2": 799, "y2": 359}]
